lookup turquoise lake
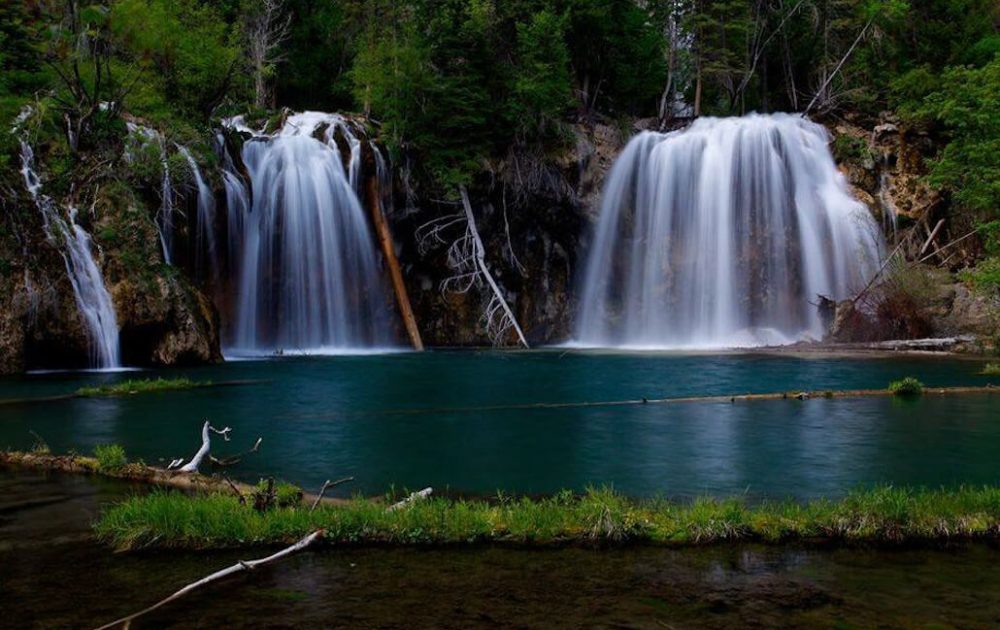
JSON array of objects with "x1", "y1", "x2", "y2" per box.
[{"x1": 1, "y1": 350, "x2": 997, "y2": 498}]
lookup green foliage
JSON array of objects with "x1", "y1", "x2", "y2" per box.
[
  {"x1": 95, "y1": 485, "x2": 1000, "y2": 550},
  {"x1": 275, "y1": 0, "x2": 356, "y2": 109},
  {"x1": 832, "y1": 134, "x2": 869, "y2": 163},
  {"x1": 254, "y1": 479, "x2": 304, "y2": 509},
  {"x1": 981, "y1": 363, "x2": 1000, "y2": 376},
  {"x1": 275, "y1": 482, "x2": 304, "y2": 508},
  {"x1": 888, "y1": 377, "x2": 924, "y2": 397},
  {"x1": 899, "y1": 59, "x2": 1000, "y2": 220},
  {"x1": 94, "y1": 444, "x2": 128, "y2": 471},
  {"x1": 511, "y1": 10, "x2": 572, "y2": 137},
  {"x1": 76, "y1": 377, "x2": 205, "y2": 398},
  {"x1": 111, "y1": 0, "x2": 242, "y2": 118}
]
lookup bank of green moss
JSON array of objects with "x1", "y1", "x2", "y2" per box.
[
  {"x1": 95, "y1": 485, "x2": 1000, "y2": 551},
  {"x1": 76, "y1": 377, "x2": 206, "y2": 397}
]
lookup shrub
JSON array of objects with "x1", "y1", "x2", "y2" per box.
[
  {"x1": 889, "y1": 377, "x2": 924, "y2": 397},
  {"x1": 275, "y1": 482, "x2": 304, "y2": 508},
  {"x1": 981, "y1": 363, "x2": 1000, "y2": 376},
  {"x1": 94, "y1": 444, "x2": 128, "y2": 471}
]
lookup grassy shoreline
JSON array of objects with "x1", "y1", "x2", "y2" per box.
[
  {"x1": 76, "y1": 377, "x2": 208, "y2": 397},
  {"x1": 96, "y1": 485, "x2": 1000, "y2": 551}
]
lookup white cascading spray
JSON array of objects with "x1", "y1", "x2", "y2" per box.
[
  {"x1": 19, "y1": 141, "x2": 120, "y2": 368},
  {"x1": 221, "y1": 112, "x2": 395, "y2": 353},
  {"x1": 575, "y1": 113, "x2": 884, "y2": 349}
]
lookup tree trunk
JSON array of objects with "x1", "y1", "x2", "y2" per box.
[
  {"x1": 364, "y1": 159, "x2": 424, "y2": 351},
  {"x1": 459, "y1": 187, "x2": 529, "y2": 348},
  {"x1": 694, "y1": 60, "x2": 703, "y2": 117}
]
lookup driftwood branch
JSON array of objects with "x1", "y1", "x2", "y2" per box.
[
  {"x1": 167, "y1": 421, "x2": 232, "y2": 473},
  {"x1": 93, "y1": 530, "x2": 324, "y2": 630},
  {"x1": 209, "y1": 437, "x2": 263, "y2": 467},
  {"x1": 310, "y1": 477, "x2": 355, "y2": 511}
]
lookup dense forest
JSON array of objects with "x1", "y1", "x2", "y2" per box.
[{"x1": 1, "y1": 0, "x2": 998, "y2": 367}]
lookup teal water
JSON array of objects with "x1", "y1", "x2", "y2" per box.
[{"x1": 1, "y1": 350, "x2": 997, "y2": 498}]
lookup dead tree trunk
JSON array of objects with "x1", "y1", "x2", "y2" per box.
[
  {"x1": 804, "y1": 19, "x2": 873, "y2": 116},
  {"x1": 415, "y1": 187, "x2": 530, "y2": 348},
  {"x1": 459, "y1": 187, "x2": 529, "y2": 348}
]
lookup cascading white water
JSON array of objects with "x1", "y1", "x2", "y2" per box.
[
  {"x1": 19, "y1": 142, "x2": 120, "y2": 368},
  {"x1": 125, "y1": 122, "x2": 175, "y2": 264},
  {"x1": 575, "y1": 113, "x2": 883, "y2": 349},
  {"x1": 176, "y1": 145, "x2": 218, "y2": 279},
  {"x1": 222, "y1": 112, "x2": 394, "y2": 353}
]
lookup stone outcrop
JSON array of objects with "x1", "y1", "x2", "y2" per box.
[
  {"x1": 390, "y1": 121, "x2": 626, "y2": 346},
  {"x1": 0, "y1": 161, "x2": 221, "y2": 373}
]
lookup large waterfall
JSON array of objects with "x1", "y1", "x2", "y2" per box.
[
  {"x1": 576, "y1": 113, "x2": 883, "y2": 349},
  {"x1": 222, "y1": 112, "x2": 394, "y2": 353},
  {"x1": 19, "y1": 142, "x2": 120, "y2": 368}
]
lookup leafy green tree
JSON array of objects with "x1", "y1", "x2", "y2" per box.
[
  {"x1": 510, "y1": 10, "x2": 572, "y2": 137},
  {"x1": 111, "y1": 0, "x2": 242, "y2": 118},
  {"x1": 901, "y1": 58, "x2": 1000, "y2": 220}
]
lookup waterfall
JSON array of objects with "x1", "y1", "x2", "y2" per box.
[
  {"x1": 576, "y1": 113, "x2": 883, "y2": 349},
  {"x1": 222, "y1": 111, "x2": 394, "y2": 353},
  {"x1": 176, "y1": 145, "x2": 218, "y2": 279},
  {"x1": 125, "y1": 122, "x2": 175, "y2": 264},
  {"x1": 19, "y1": 142, "x2": 120, "y2": 368}
]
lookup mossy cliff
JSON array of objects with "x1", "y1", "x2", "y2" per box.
[{"x1": 0, "y1": 114, "x2": 221, "y2": 373}]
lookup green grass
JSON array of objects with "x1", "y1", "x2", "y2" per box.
[
  {"x1": 981, "y1": 363, "x2": 1000, "y2": 376},
  {"x1": 94, "y1": 485, "x2": 1000, "y2": 551},
  {"x1": 888, "y1": 377, "x2": 924, "y2": 397},
  {"x1": 76, "y1": 377, "x2": 207, "y2": 398},
  {"x1": 94, "y1": 444, "x2": 128, "y2": 472}
]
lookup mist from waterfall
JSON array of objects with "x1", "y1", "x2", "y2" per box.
[
  {"x1": 575, "y1": 113, "x2": 884, "y2": 349},
  {"x1": 221, "y1": 112, "x2": 394, "y2": 354},
  {"x1": 19, "y1": 142, "x2": 120, "y2": 368}
]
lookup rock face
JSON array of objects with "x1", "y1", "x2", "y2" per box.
[
  {"x1": 830, "y1": 112, "x2": 941, "y2": 230},
  {"x1": 0, "y1": 166, "x2": 221, "y2": 374},
  {"x1": 390, "y1": 122, "x2": 625, "y2": 346}
]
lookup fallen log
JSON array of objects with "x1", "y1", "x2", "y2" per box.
[
  {"x1": 364, "y1": 147, "x2": 424, "y2": 351},
  {"x1": 93, "y1": 530, "x2": 324, "y2": 630},
  {"x1": 388, "y1": 487, "x2": 433, "y2": 511}
]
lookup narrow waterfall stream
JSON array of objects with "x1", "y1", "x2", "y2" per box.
[
  {"x1": 576, "y1": 113, "x2": 884, "y2": 349},
  {"x1": 221, "y1": 112, "x2": 395, "y2": 353},
  {"x1": 19, "y1": 142, "x2": 120, "y2": 369},
  {"x1": 176, "y1": 145, "x2": 218, "y2": 280},
  {"x1": 125, "y1": 122, "x2": 175, "y2": 264}
]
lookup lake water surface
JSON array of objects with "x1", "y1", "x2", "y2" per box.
[{"x1": 1, "y1": 350, "x2": 997, "y2": 498}]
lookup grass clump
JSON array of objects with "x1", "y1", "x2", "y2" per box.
[
  {"x1": 94, "y1": 444, "x2": 128, "y2": 472},
  {"x1": 981, "y1": 363, "x2": 1000, "y2": 376},
  {"x1": 94, "y1": 485, "x2": 1000, "y2": 551},
  {"x1": 76, "y1": 377, "x2": 206, "y2": 398},
  {"x1": 888, "y1": 377, "x2": 924, "y2": 397}
]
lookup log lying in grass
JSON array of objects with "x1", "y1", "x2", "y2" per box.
[
  {"x1": 387, "y1": 487, "x2": 432, "y2": 511},
  {"x1": 0, "y1": 450, "x2": 349, "y2": 508}
]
